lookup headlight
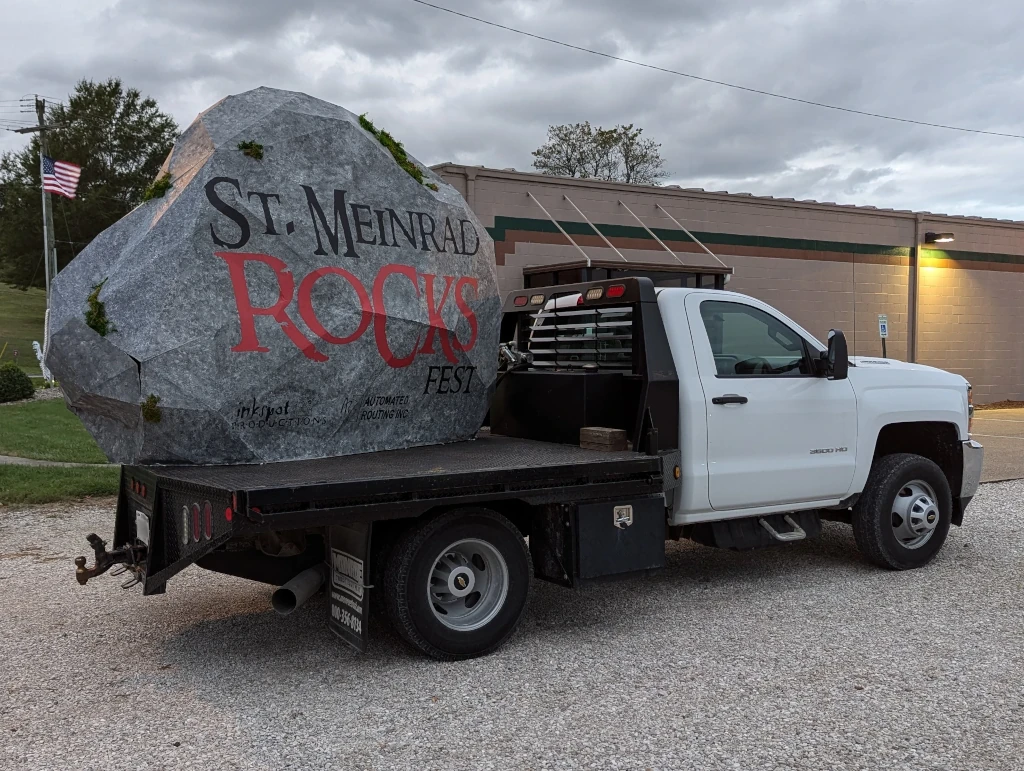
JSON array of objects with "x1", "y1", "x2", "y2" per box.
[{"x1": 967, "y1": 382, "x2": 974, "y2": 435}]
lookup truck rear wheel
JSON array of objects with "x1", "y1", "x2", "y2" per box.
[
  {"x1": 383, "y1": 508, "x2": 531, "y2": 660},
  {"x1": 852, "y1": 453, "x2": 952, "y2": 570}
]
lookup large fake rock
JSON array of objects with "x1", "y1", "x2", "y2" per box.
[{"x1": 48, "y1": 87, "x2": 500, "y2": 465}]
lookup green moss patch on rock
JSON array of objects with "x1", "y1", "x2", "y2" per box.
[
  {"x1": 238, "y1": 140, "x2": 264, "y2": 160},
  {"x1": 141, "y1": 394, "x2": 162, "y2": 423},
  {"x1": 84, "y1": 279, "x2": 114, "y2": 337},
  {"x1": 358, "y1": 113, "x2": 431, "y2": 186},
  {"x1": 142, "y1": 173, "x2": 172, "y2": 201}
]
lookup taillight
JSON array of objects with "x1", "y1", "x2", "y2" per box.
[
  {"x1": 191, "y1": 503, "x2": 201, "y2": 542},
  {"x1": 224, "y1": 506, "x2": 233, "y2": 523},
  {"x1": 606, "y1": 284, "x2": 626, "y2": 299},
  {"x1": 180, "y1": 506, "x2": 190, "y2": 546},
  {"x1": 513, "y1": 295, "x2": 528, "y2": 307},
  {"x1": 203, "y1": 501, "x2": 213, "y2": 540}
]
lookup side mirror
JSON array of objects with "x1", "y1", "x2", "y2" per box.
[{"x1": 826, "y1": 329, "x2": 849, "y2": 380}]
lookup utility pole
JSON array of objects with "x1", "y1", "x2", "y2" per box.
[{"x1": 14, "y1": 97, "x2": 61, "y2": 368}]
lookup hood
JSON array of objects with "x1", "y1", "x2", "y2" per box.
[
  {"x1": 848, "y1": 356, "x2": 969, "y2": 386},
  {"x1": 850, "y1": 356, "x2": 948, "y2": 374}
]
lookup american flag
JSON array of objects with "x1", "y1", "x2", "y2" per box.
[{"x1": 42, "y1": 155, "x2": 81, "y2": 199}]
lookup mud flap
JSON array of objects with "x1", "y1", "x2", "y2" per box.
[{"x1": 327, "y1": 523, "x2": 372, "y2": 653}]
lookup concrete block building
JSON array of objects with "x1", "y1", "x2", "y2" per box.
[{"x1": 434, "y1": 163, "x2": 1024, "y2": 402}]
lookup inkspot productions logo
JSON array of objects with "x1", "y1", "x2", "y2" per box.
[{"x1": 232, "y1": 397, "x2": 328, "y2": 430}]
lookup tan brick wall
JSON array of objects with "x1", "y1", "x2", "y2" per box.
[
  {"x1": 436, "y1": 165, "x2": 1024, "y2": 402},
  {"x1": 440, "y1": 167, "x2": 920, "y2": 247},
  {"x1": 918, "y1": 266, "x2": 1024, "y2": 400},
  {"x1": 728, "y1": 256, "x2": 910, "y2": 361}
]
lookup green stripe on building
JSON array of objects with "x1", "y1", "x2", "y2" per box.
[
  {"x1": 486, "y1": 216, "x2": 913, "y2": 258},
  {"x1": 487, "y1": 216, "x2": 1024, "y2": 265}
]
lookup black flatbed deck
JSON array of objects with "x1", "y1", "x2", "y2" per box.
[{"x1": 141, "y1": 433, "x2": 673, "y2": 528}]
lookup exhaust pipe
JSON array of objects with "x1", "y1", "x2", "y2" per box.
[{"x1": 272, "y1": 565, "x2": 325, "y2": 616}]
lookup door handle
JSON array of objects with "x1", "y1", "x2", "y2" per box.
[{"x1": 712, "y1": 394, "x2": 748, "y2": 405}]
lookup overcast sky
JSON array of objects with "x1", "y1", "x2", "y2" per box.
[{"x1": 3, "y1": 0, "x2": 1024, "y2": 219}]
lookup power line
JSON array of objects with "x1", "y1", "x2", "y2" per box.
[{"x1": 409, "y1": 0, "x2": 1024, "y2": 140}]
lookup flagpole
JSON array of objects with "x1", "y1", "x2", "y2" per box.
[
  {"x1": 39, "y1": 143, "x2": 51, "y2": 305},
  {"x1": 36, "y1": 98, "x2": 58, "y2": 290}
]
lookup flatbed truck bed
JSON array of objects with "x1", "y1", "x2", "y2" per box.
[{"x1": 150, "y1": 431, "x2": 667, "y2": 522}]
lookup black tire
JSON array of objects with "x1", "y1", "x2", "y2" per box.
[
  {"x1": 383, "y1": 508, "x2": 531, "y2": 660},
  {"x1": 852, "y1": 453, "x2": 952, "y2": 570}
]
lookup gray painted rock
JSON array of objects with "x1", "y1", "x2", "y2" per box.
[{"x1": 47, "y1": 87, "x2": 500, "y2": 465}]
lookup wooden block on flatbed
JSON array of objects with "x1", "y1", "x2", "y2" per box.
[{"x1": 579, "y1": 426, "x2": 628, "y2": 451}]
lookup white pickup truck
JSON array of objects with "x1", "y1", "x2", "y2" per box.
[
  {"x1": 76, "y1": 276, "x2": 983, "y2": 659},
  {"x1": 656, "y1": 286, "x2": 982, "y2": 569}
]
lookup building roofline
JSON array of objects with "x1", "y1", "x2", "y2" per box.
[{"x1": 431, "y1": 162, "x2": 1024, "y2": 230}]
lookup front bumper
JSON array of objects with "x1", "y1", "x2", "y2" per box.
[{"x1": 961, "y1": 439, "x2": 984, "y2": 499}]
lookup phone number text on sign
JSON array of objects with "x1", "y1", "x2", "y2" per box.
[{"x1": 331, "y1": 594, "x2": 362, "y2": 635}]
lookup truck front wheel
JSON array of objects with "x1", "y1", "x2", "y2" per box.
[
  {"x1": 383, "y1": 508, "x2": 532, "y2": 660},
  {"x1": 852, "y1": 453, "x2": 952, "y2": 570}
]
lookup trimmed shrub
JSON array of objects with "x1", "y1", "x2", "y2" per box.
[{"x1": 0, "y1": 361, "x2": 34, "y2": 403}]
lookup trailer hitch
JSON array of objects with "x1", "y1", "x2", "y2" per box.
[{"x1": 74, "y1": 533, "x2": 146, "y2": 587}]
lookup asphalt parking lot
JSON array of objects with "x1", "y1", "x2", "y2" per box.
[
  {"x1": 3, "y1": 479, "x2": 1023, "y2": 771},
  {"x1": 973, "y1": 408, "x2": 1024, "y2": 482}
]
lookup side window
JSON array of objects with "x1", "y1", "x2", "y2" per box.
[{"x1": 699, "y1": 300, "x2": 811, "y2": 376}]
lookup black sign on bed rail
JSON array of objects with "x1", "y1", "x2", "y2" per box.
[{"x1": 328, "y1": 523, "x2": 372, "y2": 652}]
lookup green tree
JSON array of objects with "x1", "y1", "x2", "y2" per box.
[
  {"x1": 532, "y1": 122, "x2": 667, "y2": 185},
  {"x1": 0, "y1": 78, "x2": 178, "y2": 288}
]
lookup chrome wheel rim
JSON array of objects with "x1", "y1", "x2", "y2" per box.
[
  {"x1": 891, "y1": 479, "x2": 940, "y2": 549},
  {"x1": 427, "y1": 538, "x2": 509, "y2": 631}
]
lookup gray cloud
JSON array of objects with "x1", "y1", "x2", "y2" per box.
[{"x1": 2, "y1": 0, "x2": 1023, "y2": 217}]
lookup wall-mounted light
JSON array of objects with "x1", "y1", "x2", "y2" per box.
[{"x1": 924, "y1": 232, "x2": 955, "y2": 244}]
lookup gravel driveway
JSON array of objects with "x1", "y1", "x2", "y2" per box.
[{"x1": 2, "y1": 482, "x2": 1022, "y2": 771}]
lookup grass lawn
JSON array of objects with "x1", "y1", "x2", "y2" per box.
[
  {"x1": 0, "y1": 400, "x2": 108, "y2": 463},
  {"x1": 0, "y1": 284, "x2": 47, "y2": 376},
  {"x1": 0, "y1": 466, "x2": 119, "y2": 505}
]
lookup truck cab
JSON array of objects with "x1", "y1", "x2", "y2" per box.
[{"x1": 659, "y1": 288, "x2": 978, "y2": 526}]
